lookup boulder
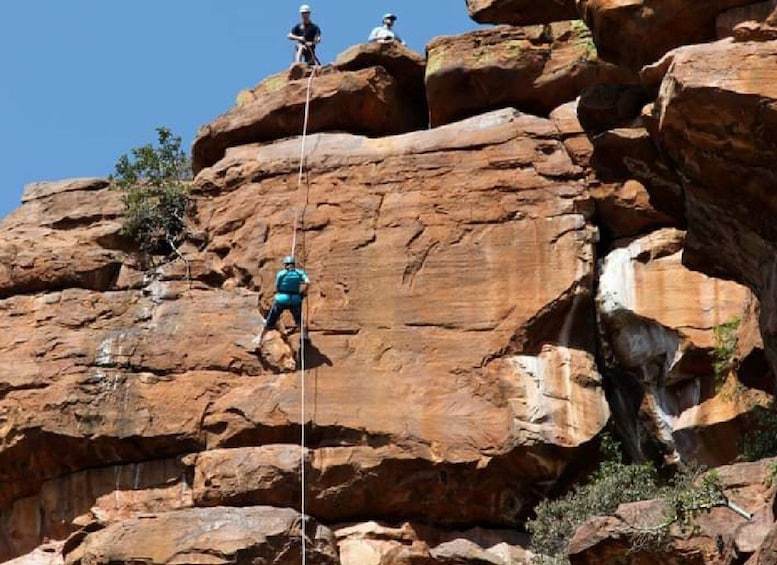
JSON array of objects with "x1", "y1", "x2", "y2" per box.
[
  {"x1": 597, "y1": 228, "x2": 772, "y2": 465},
  {"x1": 549, "y1": 100, "x2": 594, "y2": 168},
  {"x1": 717, "y1": 1, "x2": 777, "y2": 37},
  {"x1": 577, "y1": 0, "x2": 757, "y2": 69},
  {"x1": 334, "y1": 521, "x2": 532, "y2": 565},
  {"x1": 465, "y1": 0, "x2": 578, "y2": 25},
  {"x1": 193, "y1": 65, "x2": 427, "y2": 173},
  {"x1": 748, "y1": 521, "x2": 777, "y2": 564},
  {"x1": 589, "y1": 126, "x2": 684, "y2": 222},
  {"x1": 336, "y1": 522, "x2": 434, "y2": 565},
  {"x1": 334, "y1": 41, "x2": 425, "y2": 99},
  {"x1": 5, "y1": 542, "x2": 64, "y2": 565},
  {"x1": 62, "y1": 506, "x2": 339, "y2": 565},
  {"x1": 0, "y1": 179, "x2": 124, "y2": 298},
  {"x1": 732, "y1": 19, "x2": 777, "y2": 41},
  {"x1": 648, "y1": 39, "x2": 777, "y2": 373},
  {"x1": 334, "y1": 41, "x2": 428, "y2": 133},
  {"x1": 549, "y1": 101, "x2": 678, "y2": 239},
  {"x1": 590, "y1": 180, "x2": 677, "y2": 240},
  {"x1": 576, "y1": 83, "x2": 652, "y2": 134},
  {"x1": 425, "y1": 22, "x2": 637, "y2": 127}
]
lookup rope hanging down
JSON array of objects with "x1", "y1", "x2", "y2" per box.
[{"x1": 293, "y1": 65, "x2": 315, "y2": 565}]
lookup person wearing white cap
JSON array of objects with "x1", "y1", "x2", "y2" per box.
[
  {"x1": 288, "y1": 4, "x2": 322, "y2": 64},
  {"x1": 368, "y1": 13, "x2": 404, "y2": 44}
]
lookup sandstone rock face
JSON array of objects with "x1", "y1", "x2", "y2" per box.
[
  {"x1": 193, "y1": 65, "x2": 427, "y2": 173},
  {"x1": 0, "y1": 178, "x2": 124, "y2": 299},
  {"x1": 569, "y1": 459, "x2": 777, "y2": 564},
  {"x1": 425, "y1": 22, "x2": 636, "y2": 127},
  {"x1": 597, "y1": 229, "x2": 771, "y2": 465},
  {"x1": 63, "y1": 507, "x2": 338, "y2": 565},
  {"x1": 195, "y1": 109, "x2": 609, "y2": 525},
  {"x1": 0, "y1": 109, "x2": 610, "y2": 560},
  {"x1": 717, "y1": 1, "x2": 777, "y2": 37},
  {"x1": 334, "y1": 521, "x2": 532, "y2": 565},
  {"x1": 577, "y1": 0, "x2": 757, "y2": 69},
  {"x1": 648, "y1": 39, "x2": 777, "y2": 373},
  {"x1": 334, "y1": 41, "x2": 428, "y2": 135},
  {"x1": 7, "y1": 9, "x2": 777, "y2": 561},
  {"x1": 6, "y1": 542, "x2": 64, "y2": 565},
  {"x1": 466, "y1": 0, "x2": 579, "y2": 25},
  {"x1": 589, "y1": 125, "x2": 684, "y2": 223},
  {"x1": 650, "y1": 39, "x2": 777, "y2": 289}
]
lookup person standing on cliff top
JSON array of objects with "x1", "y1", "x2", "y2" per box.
[
  {"x1": 368, "y1": 13, "x2": 404, "y2": 44},
  {"x1": 256, "y1": 255, "x2": 310, "y2": 345},
  {"x1": 288, "y1": 4, "x2": 321, "y2": 64}
]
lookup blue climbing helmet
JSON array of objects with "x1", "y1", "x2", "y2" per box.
[{"x1": 283, "y1": 255, "x2": 296, "y2": 265}]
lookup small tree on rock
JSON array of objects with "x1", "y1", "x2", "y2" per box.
[{"x1": 111, "y1": 127, "x2": 192, "y2": 259}]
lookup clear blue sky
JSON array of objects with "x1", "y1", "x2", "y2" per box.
[{"x1": 0, "y1": 1, "x2": 478, "y2": 219}]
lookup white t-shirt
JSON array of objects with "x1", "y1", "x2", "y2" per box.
[{"x1": 368, "y1": 26, "x2": 403, "y2": 44}]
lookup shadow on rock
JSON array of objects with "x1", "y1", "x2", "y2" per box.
[{"x1": 298, "y1": 339, "x2": 333, "y2": 370}]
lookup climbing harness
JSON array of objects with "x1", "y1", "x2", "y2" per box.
[{"x1": 292, "y1": 65, "x2": 316, "y2": 565}]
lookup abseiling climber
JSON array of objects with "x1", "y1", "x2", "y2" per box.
[
  {"x1": 288, "y1": 4, "x2": 322, "y2": 65},
  {"x1": 257, "y1": 255, "x2": 311, "y2": 344}
]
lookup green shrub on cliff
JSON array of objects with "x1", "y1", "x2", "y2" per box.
[
  {"x1": 742, "y1": 404, "x2": 777, "y2": 461},
  {"x1": 528, "y1": 435, "x2": 659, "y2": 563},
  {"x1": 111, "y1": 127, "x2": 192, "y2": 256},
  {"x1": 528, "y1": 435, "x2": 727, "y2": 564},
  {"x1": 712, "y1": 316, "x2": 740, "y2": 386}
]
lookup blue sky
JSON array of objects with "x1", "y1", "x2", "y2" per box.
[{"x1": 0, "y1": 1, "x2": 478, "y2": 219}]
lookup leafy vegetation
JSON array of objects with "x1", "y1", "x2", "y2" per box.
[
  {"x1": 742, "y1": 404, "x2": 777, "y2": 461},
  {"x1": 712, "y1": 316, "x2": 741, "y2": 387},
  {"x1": 527, "y1": 434, "x2": 727, "y2": 564},
  {"x1": 111, "y1": 127, "x2": 192, "y2": 257}
]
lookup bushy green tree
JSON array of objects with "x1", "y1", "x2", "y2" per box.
[
  {"x1": 527, "y1": 435, "x2": 727, "y2": 564},
  {"x1": 528, "y1": 435, "x2": 659, "y2": 563},
  {"x1": 111, "y1": 127, "x2": 191, "y2": 256}
]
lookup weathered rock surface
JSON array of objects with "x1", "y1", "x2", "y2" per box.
[
  {"x1": 2, "y1": 458, "x2": 190, "y2": 559},
  {"x1": 649, "y1": 39, "x2": 777, "y2": 288},
  {"x1": 334, "y1": 521, "x2": 532, "y2": 565},
  {"x1": 0, "y1": 109, "x2": 610, "y2": 559},
  {"x1": 598, "y1": 229, "x2": 771, "y2": 465},
  {"x1": 717, "y1": 1, "x2": 777, "y2": 37},
  {"x1": 7, "y1": 6, "x2": 777, "y2": 561},
  {"x1": 334, "y1": 41, "x2": 425, "y2": 100},
  {"x1": 465, "y1": 0, "x2": 578, "y2": 25},
  {"x1": 569, "y1": 459, "x2": 777, "y2": 564},
  {"x1": 647, "y1": 39, "x2": 777, "y2": 375},
  {"x1": 6, "y1": 542, "x2": 65, "y2": 565},
  {"x1": 590, "y1": 180, "x2": 677, "y2": 240},
  {"x1": 549, "y1": 100, "x2": 594, "y2": 168},
  {"x1": 63, "y1": 507, "x2": 338, "y2": 565},
  {"x1": 577, "y1": 84, "x2": 651, "y2": 134},
  {"x1": 0, "y1": 178, "x2": 124, "y2": 299},
  {"x1": 193, "y1": 65, "x2": 427, "y2": 173},
  {"x1": 549, "y1": 100, "x2": 679, "y2": 238},
  {"x1": 425, "y1": 22, "x2": 636, "y2": 126},
  {"x1": 748, "y1": 521, "x2": 777, "y2": 564},
  {"x1": 577, "y1": 0, "x2": 757, "y2": 69},
  {"x1": 195, "y1": 109, "x2": 608, "y2": 525}
]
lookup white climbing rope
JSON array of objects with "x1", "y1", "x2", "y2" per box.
[
  {"x1": 291, "y1": 66, "x2": 316, "y2": 259},
  {"x1": 292, "y1": 65, "x2": 316, "y2": 565}
]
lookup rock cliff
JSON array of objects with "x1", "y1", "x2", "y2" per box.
[{"x1": 3, "y1": 2, "x2": 777, "y2": 564}]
